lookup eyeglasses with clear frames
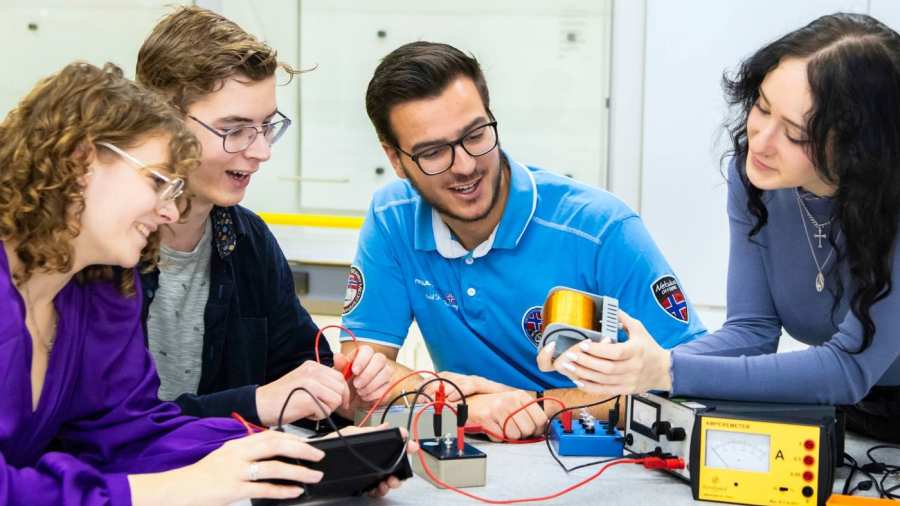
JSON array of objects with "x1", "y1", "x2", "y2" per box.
[
  {"x1": 188, "y1": 110, "x2": 292, "y2": 154},
  {"x1": 394, "y1": 121, "x2": 499, "y2": 176},
  {"x1": 97, "y1": 142, "x2": 185, "y2": 202}
]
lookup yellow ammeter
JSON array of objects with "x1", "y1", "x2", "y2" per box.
[{"x1": 690, "y1": 413, "x2": 835, "y2": 506}]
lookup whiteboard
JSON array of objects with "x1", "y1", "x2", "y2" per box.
[{"x1": 640, "y1": 0, "x2": 867, "y2": 308}]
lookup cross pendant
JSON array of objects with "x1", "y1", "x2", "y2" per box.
[{"x1": 814, "y1": 226, "x2": 826, "y2": 248}]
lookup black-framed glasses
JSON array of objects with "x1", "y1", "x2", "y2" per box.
[
  {"x1": 395, "y1": 121, "x2": 499, "y2": 176},
  {"x1": 188, "y1": 110, "x2": 292, "y2": 153},
  {"x1": 97, "y1": 142, "x2": 185, "y2": 202}
]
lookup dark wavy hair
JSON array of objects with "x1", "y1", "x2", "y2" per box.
[{"x1": 723, "y1": 12, "x2": 900, "y2": 352}]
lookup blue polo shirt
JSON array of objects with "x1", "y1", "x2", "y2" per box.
[{"x1": 341, "y1": 153, "x2": 705, "y2": 390}]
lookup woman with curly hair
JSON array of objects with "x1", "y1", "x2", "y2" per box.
[
  {"x1": 539, "y1": 12, "x2": 900, "y2": 443},
  {"x1": 0, "y1": 62, "x2": 331, "y2": 505}
]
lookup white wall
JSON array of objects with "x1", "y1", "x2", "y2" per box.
[
  {"x1": 208, "y1": 0, "x2": 303, "y2": 214},
  {"x1": 234, "y1": 0, "x2": 614, "y2": 213},
  {"x1": 0, "y1": 1, "x2": 185, "y2": 116},
  {"x1": 606, "y1": 0, "x2": 646, "y2": 212}
]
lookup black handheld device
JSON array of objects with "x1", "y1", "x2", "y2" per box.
[{"x1": 251, "y1": 427, "x2": 413, "y2": 505}]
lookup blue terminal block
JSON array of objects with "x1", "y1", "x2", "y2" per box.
[{"x1": 549, "y1": 418, "x2": 624, "y2": 457}]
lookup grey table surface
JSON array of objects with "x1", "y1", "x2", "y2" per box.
[{"x1": 237, "y1": 431, "x2": 899, "y2": 506}]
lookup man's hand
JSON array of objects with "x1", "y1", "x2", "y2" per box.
[
  {"x1": 333, "y1": 345, "x2": 393, "y2": 405},
  {"x1": 465, "y1": 390, "x2": 547, "y2": 441},
  {"x1": 422, "y1": 371, "x2": 513, "y2": 402},
  {"x1": 255, "y1": 361, "x2": 351, "y2": 426}
]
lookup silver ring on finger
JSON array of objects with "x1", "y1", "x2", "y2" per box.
[{"x1": 247, "y1": 462, "x2": 260, "y2": 482}]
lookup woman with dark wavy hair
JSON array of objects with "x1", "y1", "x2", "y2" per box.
[
  {"x1": 0, "y1": 62, "x2": 334, "y2": 505},
  {"x1": 539, "y1": 12, "x2": 900, "y2": 442}
]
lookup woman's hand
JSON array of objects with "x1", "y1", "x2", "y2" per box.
[
  {"x1": 536, "y1": 311, "x2": 673, "y2": 396},
  {"x1": 129, "y1": 430, "x2": 325, "y2": 506}
]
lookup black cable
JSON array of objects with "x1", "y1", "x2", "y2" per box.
[
  {"x1": 847, "y1": 479, "x2": 875, "y2": 496},
  {"x1": 272, "y1": 376, "x2": 466, "y2": 478},
  {"x1": 865, "y1": 444, "x2": 900, "y2": 500},
  {"x1": 880, "y1": 473, "x2": 899, "y2": 500},
  {"x1": 541, "y1": 395, "x2": 621, "y2": 473},
  {"x1": 403, "y1": 377, "x2": 468, "y2": 441},
  {"x1": 867, "y1": 445, "x2": 900, "y2": 472},
  {"x1": 408, "y1": 377, "x2": 467, "y2": 408},
  {"x1": 277, "y1": 387, "x2": 410, "y2": 476},
  {"x1": 842, "y1": 452, "x2": 888, "y2": 498},
  {"x1": 566, "y1": 455, "x2": 632, "y2": 473},
  {"x1": 378, "y1": 391, "x2": 434, "y2": 425}
]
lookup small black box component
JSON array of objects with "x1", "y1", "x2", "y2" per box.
[{"x1": 252, "y1": 427, "x2": 412, "y2": 505}]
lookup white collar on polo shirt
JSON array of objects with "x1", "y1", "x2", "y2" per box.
[{"x1": 431, "y1": 209, "x2": 497, "y2": 259}]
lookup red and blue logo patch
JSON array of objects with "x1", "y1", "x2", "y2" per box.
[
  {"x1": 521, "y1": 306, "x2": 544, "y2": 346},
  {"x1": 342, "y1": 265, "x2": 365, "y2": 315},
  {"x1": 651, "y1": 275, "x2": 689, "y2": 323}
]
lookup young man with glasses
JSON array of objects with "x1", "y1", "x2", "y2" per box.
[
  {"x1": 134, "y1": 6, "x2": 393, "y2": 430},
  {"x1": 340, "y1": 41, "x2": 706, "y2": 440}
]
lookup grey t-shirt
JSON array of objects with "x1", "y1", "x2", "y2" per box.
[{"x1": 147, "y1": 220, "x2": 212, "y2": 401}]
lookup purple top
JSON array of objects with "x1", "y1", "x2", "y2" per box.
[
  {"x1": 0, "y1": 243, "x2": 246, "y2": 505},
  {"x1": 671, "y1": 159, "x2": 900, "y2": 404}
]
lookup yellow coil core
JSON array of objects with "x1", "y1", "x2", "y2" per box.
[{"x1": 543, "y1": 289, "x2": 595, "y2": 330}]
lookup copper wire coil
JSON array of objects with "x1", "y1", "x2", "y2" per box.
[{"x1": 543, "y1": 289, "x2": 596, "y2": 331}]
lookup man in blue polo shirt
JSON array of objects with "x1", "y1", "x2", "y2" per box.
[{"x1": 341, "y1": 41, "x2": 705, "y2": 441}]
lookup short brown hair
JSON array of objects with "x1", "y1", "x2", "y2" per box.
[
  {"x1": 136, "y1": 5, "x2": 298, "y2": 111},
  {"x1": 366, "y1": 41, "x2": 491, "y2": 147},
  {"x1": 0, "y1": 62, "x2": 199, "y2": 295}
]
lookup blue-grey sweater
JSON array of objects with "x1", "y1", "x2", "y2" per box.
[{"x1": 671, "y1": 159, "x2": 900, "y2": 404}]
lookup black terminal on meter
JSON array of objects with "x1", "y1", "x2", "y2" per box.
[{"x1": 624, "y1": 392, "x2": 844, "y2": 506}]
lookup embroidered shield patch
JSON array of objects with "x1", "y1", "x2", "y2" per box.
[
  {"x1": 651, "y1": 275, "x2": 689, "y2": 323},
  {"x1": 521, "y1": 306, "x2": 544, "y2": 346},
  {"x1": 342, "y1": 265, "x2": 365, "y2": 315}
]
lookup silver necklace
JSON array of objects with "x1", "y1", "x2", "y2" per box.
[
  {"x1": 794, "y1": 188, "x2": 838, "y2": 292},
  {"x1": 797, "y1": 191, "x2": 833, "y2": 248}
]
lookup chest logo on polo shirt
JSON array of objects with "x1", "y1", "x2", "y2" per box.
[
  {"x1": 414, "y1": 278, "x2": 458, "y2": 310},
  {"x1": 521, "y1": 306, "x2": 544, "y2": 347},
  {"x1": 443, "y1": 292, "x2": 458, "y2": 310},
  {"x1": 343, "y1": 265, "x2": 365, "y2": 315},
  {"x1": 651, "y1": 275, "x2": 689, "y2": 323}
]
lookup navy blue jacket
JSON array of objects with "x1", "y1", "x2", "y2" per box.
[{"x1": 140, "y1": 205, "x2": 332, "y2": 424}]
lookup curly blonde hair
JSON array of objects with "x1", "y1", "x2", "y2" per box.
[
  {"x1": 136, "y1": 5, "x2": 301, "y2": 112},
  {"x1": 0, "y1": 61, "x2": 200, "y2": 295}
]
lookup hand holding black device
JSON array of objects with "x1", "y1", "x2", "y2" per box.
[{"x1": 251, "y1": 427, "x2": 413, "y2": 505}]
